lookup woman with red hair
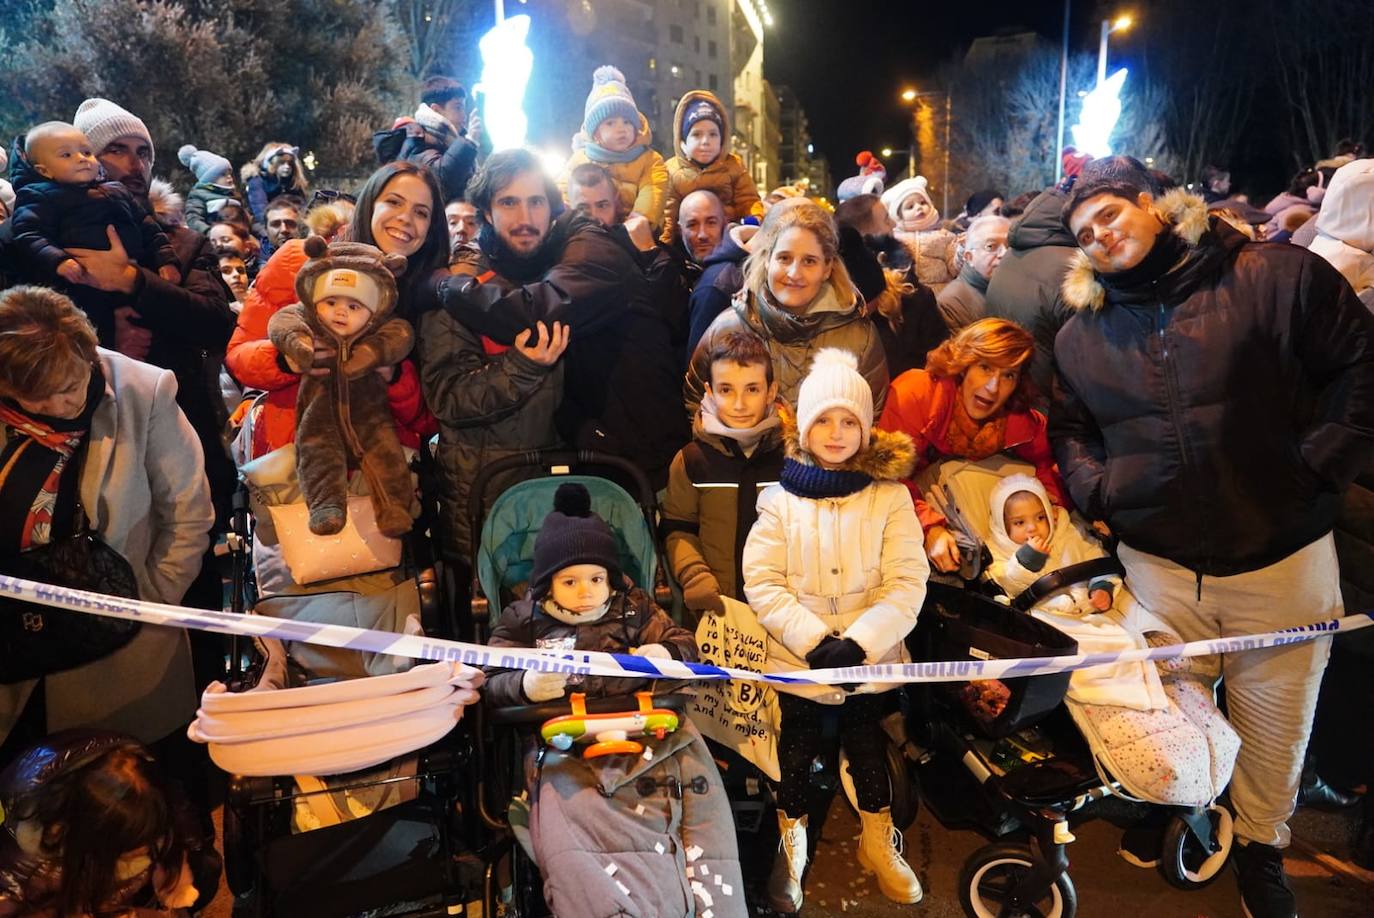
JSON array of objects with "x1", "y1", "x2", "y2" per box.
[{"x1": 877, "y1": 317, "x2": 1066, "y2": 572}]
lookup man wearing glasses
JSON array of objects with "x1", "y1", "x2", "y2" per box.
[{"x1": 936, "y1": 214, "x2": 1010, "y2": 331}]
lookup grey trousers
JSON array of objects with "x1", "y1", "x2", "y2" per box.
[{"x1": 1118, "y1": 534, "x2": 1341, "y2": 848}]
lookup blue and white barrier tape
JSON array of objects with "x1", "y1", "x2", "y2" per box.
[{"x1": 2, "y1": 574, "x2": 1369, "y2": 686}]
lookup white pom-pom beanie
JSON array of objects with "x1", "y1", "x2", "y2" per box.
[
  {"x1": 73, "y1": 98, "x2": 154, "y2": 164},
  {"x1": 796, "y1": 348, "x2": 874, "y2": 448}
]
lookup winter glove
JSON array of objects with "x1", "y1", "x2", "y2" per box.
[
  {"x1": 278, "y1": 333, "x2": 315, "y2": 375},
  {"x1": 632, "y1": 643, "x2": 672, "y2": 660},
  {"x1": 1014, "y1": 542, "x2": 1050, "y2": 572},
  {"x1": 680, "y1": 568, "x2": 725, "y2": 615},
  {"x1": 522, "y1": 669, "x2": 569, "y2": 703},
  {"x1": 804, "y1": 636, "x2": 866, "y2": 670},
  {"x1": 341, "y1": 343, "x2": 383, "y2": 380}
]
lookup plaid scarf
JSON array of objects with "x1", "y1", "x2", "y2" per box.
[{"x1": 0, "y1": 365, "x2": 102, "y2": 551}]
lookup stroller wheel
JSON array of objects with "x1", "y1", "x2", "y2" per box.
[
  {"x1": 959, "y1": 842, "x2": 1077, "y2": 918},
  {"x1": 838, "y1": 741, "x2": 919, "y2": 830},
  {"x1": 1159, "y1": 804, "x2": 1233, "y2": 890}
]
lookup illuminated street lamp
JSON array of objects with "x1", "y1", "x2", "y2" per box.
[
  {"x1": 900, "y1": 88, "x2": 917, "y2": 103},
  {"x1": 899, "y1": 88, "x2": 952, "y2": 214},
  {"x1": 1099, "y1": 14, "x2": 1132, "y2": 87}
]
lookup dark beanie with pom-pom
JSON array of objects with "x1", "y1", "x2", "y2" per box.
[{"x1": 529, "y1": 483, "x2": 623, "y2": 601}]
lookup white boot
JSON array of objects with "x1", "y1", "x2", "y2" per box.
[
  {"x1": 768, "y1": 811, "x2": 808, "y2": 914},
  {"x1": 857, "y1": 808, "x2": 923, "y2": 904}
]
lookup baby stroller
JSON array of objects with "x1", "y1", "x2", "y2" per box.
[
  {"x1": 466, "y1": 450, "x2": 746, "y2": 918},
  {"x1": 908, "y1": 456, "x2": 1237, "y2": 918},
  {"x1": 196, "y1": 402, "x2": 484, "y2": 917}
]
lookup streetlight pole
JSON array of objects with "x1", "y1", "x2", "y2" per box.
[
  {"x1": 1055, "y1": 0, "x2": 1070, "y2": 182},
  {"x1": 1098, "y1": 15, "x2": 1132, "y2": 87},
  {"x1": 942, "y1": 92, "x2": 951, "y2": 216},
  {"x1": 901, "y1": 87, "x2": 952, "y2": 209}
]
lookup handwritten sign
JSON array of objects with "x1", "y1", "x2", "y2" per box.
[{"x1": 688, "y1": 596, "x2": 780, "y2": 780}]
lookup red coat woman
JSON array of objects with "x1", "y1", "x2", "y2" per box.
[{"x1": 876, "y1": 317, "x2": 1066, "y2": 572}]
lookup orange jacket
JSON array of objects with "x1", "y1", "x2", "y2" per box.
[
  {"x1": 225, "y1": 239, "x2": 433, "y2": 458},
  {"x1": 876, "y1": 369, "x2": 1066, "y2": 531}
]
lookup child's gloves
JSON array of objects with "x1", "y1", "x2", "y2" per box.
[
  {"x1": 632, "y1": 643, "x2": 672, "y2": 659},
  {"x1": 278, "y1": 334, "x2": 315, "y2": 375},
  {"x1": 522, "y1": 669, "x2": 568, "y2": 702},
  {"x1": 680, "y1": 569, "x2": 725, "y2": 615},
  {"x1": 1014, "y1": 541, "x2": 1050, "y2": 572},
  {"x1": 341, "y1": 343, "x2": 383, "y2": 380},
  {"x1": 804, "y1": 636, "x2": 866, "y2": 670}
]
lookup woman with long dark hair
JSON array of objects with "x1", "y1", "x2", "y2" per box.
[{"x1": 225, "y1": 161, "x2": 447, "y2": 457}]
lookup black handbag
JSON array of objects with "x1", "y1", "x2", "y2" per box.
[{"x1": 0, "y1": 494, "x2": 142, "y2": 684}]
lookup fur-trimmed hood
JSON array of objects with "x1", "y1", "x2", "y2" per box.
[
  {"x1": 779, "y1": 404, "x2": 916, "y2": 481},
  {"x1": 1061, "y1": 188, "x2": 1213, "y2": 311},
  {"x1": 293, "y1": 235, "x2": 406, "y2": 343}
]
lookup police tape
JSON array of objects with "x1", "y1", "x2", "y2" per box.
[{"x1": 2, "y1": 573, "x2": 1370, "y2": 686}]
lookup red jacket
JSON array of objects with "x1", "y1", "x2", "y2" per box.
[
  {"x1": 225, "y1": 239, "x2": 434, "y2": 458},
  {"x1": 876, "y1": 369, "x2": 1067, "y2": 531}
]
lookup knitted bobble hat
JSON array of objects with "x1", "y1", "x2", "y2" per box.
[
  {"x1": 73, "y1": 98, "x2": 154, "y2": 165},
  {"x1": 681, "y1": 99, "x2": 724, "y2": 142},
  {"x1": 529, "y1": 483, "x2": 623, "y2": 601},
  {"x1": 796, "y1": 348, "x2": 874, "y2": 450},
  {"x1": 178, "y1": 144, "x2": 232, "y2": 185},
  {"x1": 583, "y1": 65, "x2": 640, "y2": 137}
]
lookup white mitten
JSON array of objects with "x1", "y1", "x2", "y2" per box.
[
  {"x1": 632, "y1": 643, "x2": 672, "y2": 660},
  {"x1": 522, "y1": 669, "x2": 569, "y2": 702}
]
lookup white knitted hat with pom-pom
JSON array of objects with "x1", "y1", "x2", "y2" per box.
[{"x1": 796, "y1": 348, "x2": 874, "y2": 449}]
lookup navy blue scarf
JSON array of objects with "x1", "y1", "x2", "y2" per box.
[{"x1": 779, "y1": 457, "x2": 871, "y2": 499}]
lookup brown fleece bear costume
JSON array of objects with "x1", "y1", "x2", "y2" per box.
[{"x1": 267, "y1": 236, "x2": 418, "y2": 537}]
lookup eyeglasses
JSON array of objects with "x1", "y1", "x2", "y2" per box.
[
  {"x1": 308, "y1": 189, "x2": 357, "y2": 209},
  {"x1": 975, "y1": 241, "x2": 1008, "y2": 256}
]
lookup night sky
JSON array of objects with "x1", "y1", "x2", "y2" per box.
[{"x1": 764, "y1": 0, "x2": 1117, "y2": 180}]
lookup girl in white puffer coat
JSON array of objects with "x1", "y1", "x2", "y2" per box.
[{"x1": 742, "y1": 349, "x2": 929, "y2": 913}]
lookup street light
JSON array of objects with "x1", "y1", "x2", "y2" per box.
[
  {"x1": 900, "y1": 88, "x2": 952, "y2": 214},
  {"x1": 1099, "y1": 14, "x2": 1132, "y2": 87},
  {"x1": 881, "y1": 147, "x2": 894, "y2": 157}
]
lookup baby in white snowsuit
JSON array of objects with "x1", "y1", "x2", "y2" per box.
[{"x1": 982, "y1": 473, "x2": 1239, "y2": 806}]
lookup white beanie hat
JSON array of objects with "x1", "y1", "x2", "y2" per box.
[
  {"x1": 881, "y1": 176, "x2": 938, "y2": 228},
  {"x1": 796, "y1": 348, "x2": 874, "y2": 450},
  {"x1": 314, "y1": 268, "x2": 382, "y2": 312},
  {"x1": 73, "y1": 98, "x2": 154, "y2": 164}
]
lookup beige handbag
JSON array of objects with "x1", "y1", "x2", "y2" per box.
[{"x1": 240, "y1": 443, "x2": 402, "y2": 586}]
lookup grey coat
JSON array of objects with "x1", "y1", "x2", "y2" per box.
[
  {"x1": 0, "y1": 349, "x2": 212, "y2": 745},
  {"x1": 419, "y1": 307, "x2": 563, "y2": 561}
]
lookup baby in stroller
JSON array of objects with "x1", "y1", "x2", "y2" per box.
[
  {"x1": 975, "y1": 471, "x2": 1239, "y2": 816},
  {"x1": 485, "y1": 482, "x2": 746, "y2": 918}
]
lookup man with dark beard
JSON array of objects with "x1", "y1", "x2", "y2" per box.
[{"x1": 437, "y1": 149, "x2": 688, "y2": 489}]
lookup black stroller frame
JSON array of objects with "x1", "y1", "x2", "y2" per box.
[{"x1": 218, "y1": 453, "x2": 486, "y2": 918}]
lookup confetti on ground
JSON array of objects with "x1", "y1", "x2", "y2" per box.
[
  {"x1": 721, "y1": 883, "x2": 733, "y2": 896},
  {"x1": 686, "y1": 867, "x2": 695, "y2": 879},
  {"x1": 642, "y1": 747, "x2": 654, "y2": 761},
  {"x1": 634, "y1": 804, "x2": 646, "y2": 815},
  {"x1": 691, "y1": 881, "x2": 714, "y2": 908},
  {"x1": 615, "y1": 880, "x2": 630, "y2": 896},
  {"x1": 700, "y1": 864, "x2": 710, "y2": 876},
  {"x1": 603, "y1": 863, "x2": 618, "y2": 877},
  {"x1": 654, "y1": 841, "x2": 666, "y2": 854},
  {"x1": 702, "y1": 911, "x2": 713, "y2": 918},
  {"x1": 713, "y1": 873, "x2": 722, "y2": 887},
  {"x1": 686, "y1": 844, "x2": 704, "y2": 862}
]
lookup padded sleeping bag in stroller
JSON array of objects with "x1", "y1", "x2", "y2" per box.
[{"x1": 923, "y1": 456, "x2": 1239, "y2": 807}]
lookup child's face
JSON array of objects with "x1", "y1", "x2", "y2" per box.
[
  {"x1": 270, "y1": 152, "x2": 296, "y2": 180},
  {"x1": 315, "y1": 295, "x2": 372, "y2": 338},
  {"x1": 684, "y1": 120, "x2": 722, "y2": 166},
  {"x1": 30, "y1": 126, "x2": 100, "y2": 184},
  {"x1": 593, "y1": 116, "x2": 637, "y2": 153},
  {"x1": 549, "y1": 563, "x2": 611, "y2": 613},
  {"x1": 899, "y1": 193, "x2": 932, "y2": 224},
  {"x1": 1003, "y1": 492, "x2": 1051, "y2": 545},
  {"x1": 707, "y1": 360, "x2": 775, "y2": 429},
  {"x1": 211, "y1": 169, "x2": 235, "y2": 188},
  {"x1": 219, "y1": 256, "x2": 248, "y2": 299},
  {"x1": 807, "y1": 407, "x2": 862, "y2": 469}
]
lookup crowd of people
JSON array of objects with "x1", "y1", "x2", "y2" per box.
[{"x1": 1, "y1": 61, "x2": 1373, "y2": 918}]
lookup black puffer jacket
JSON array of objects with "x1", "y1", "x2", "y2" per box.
[
  {"x1": 372, "y1": 123, "x2": 478, "y2": 203},
  {"x1": 437, "y1": 210, "x2": 689, "y2": 489},
  {"x1": 1050, "y1": 189, "x2": 1374, "y2": 577},
  {"x1": 985, "y1": 188, "x2": 1077, "y2": 406}
]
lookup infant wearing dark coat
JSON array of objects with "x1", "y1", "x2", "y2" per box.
[{"x1": 267, "y1": 236, "x2": 418, "y2": 537}]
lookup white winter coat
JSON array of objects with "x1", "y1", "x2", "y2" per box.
[
  {"x1": 1309, "y1": 158, "x2": 1374, "y2": 299},
  {"x1": 742, "y1": 424, "x2": 928, "y2": 703}
]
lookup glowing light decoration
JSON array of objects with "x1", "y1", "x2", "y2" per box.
[
  {"x1": 1071, "y1": 67, "x2": 1127, "y2": 159},
  {"x1": 474, "y1": 14, "x2": 533, "y2": 152}
]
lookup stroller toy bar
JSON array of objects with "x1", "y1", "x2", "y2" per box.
[
  {"x1": 0, "y1": 573, "x2": 1369, "y2": 687},
  {"x1": 540, "y1": 691, "x2": 680, "y2": 758}
]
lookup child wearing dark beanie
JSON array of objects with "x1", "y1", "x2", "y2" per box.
[{"x1": 484, "y1": 483, "x2": 696, "y2": 706}]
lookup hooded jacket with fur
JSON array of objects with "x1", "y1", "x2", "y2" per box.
[
  {"x1": 266, "y1": 237, "x2": 419, "y2": 537},
  {"x1": 741, "y1": 411, "x2": 927, "y2": 703},
  {"x1": 661, "y1": 91, "x2": 762, "y2": 243},
  {"x1": 1051, "y1": 188, "x2": 1374, "y2": 576}
]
